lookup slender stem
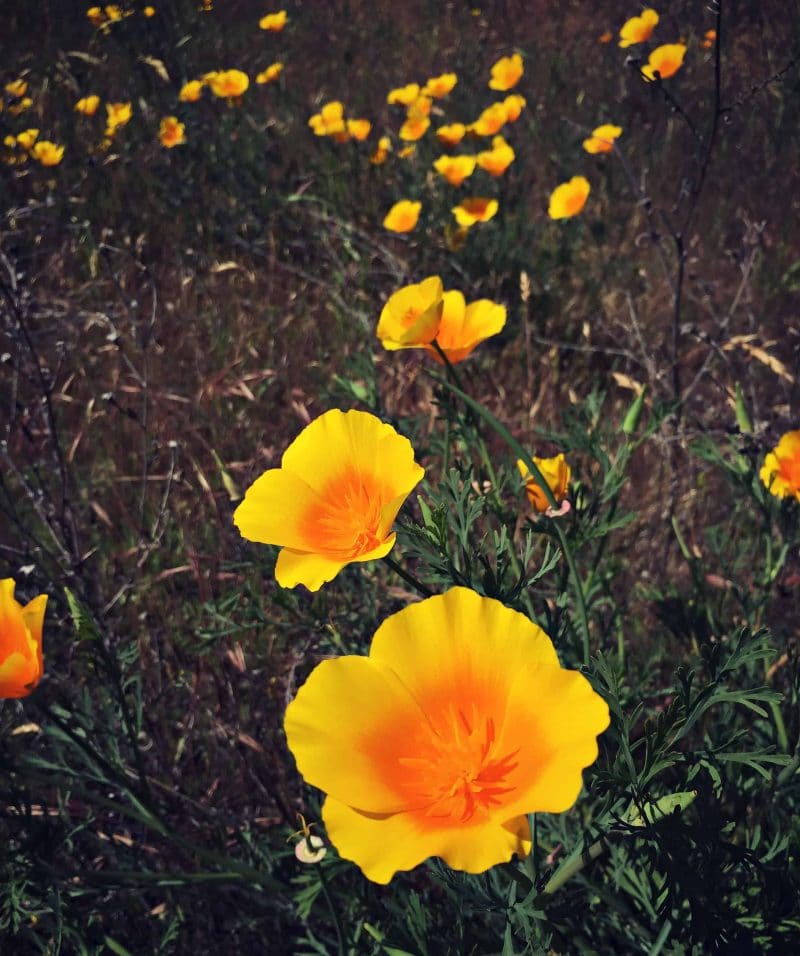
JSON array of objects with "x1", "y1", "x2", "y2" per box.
[
  {"x1": 383, "y1": 554, "x2": 433, "y2": 598},
  {"x1": 543, "y1": 837, "x2": 607, "y2": 895},
  {"x1": 429, "y1": 372, "x2": 592, "y2": 665},
  {"x1": 316, "y1": 862, "x2": 346, "y2": 956}
]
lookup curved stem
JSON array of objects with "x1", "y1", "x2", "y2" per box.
[{"x1": 383, "y1": 554, "x2": 433, "y2": 598}]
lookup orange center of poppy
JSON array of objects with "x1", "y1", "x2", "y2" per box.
[
  {"x1": 777, "y1": 450, "x2": 800, "y2": 490},
  {"x1": 302, "y1": 469, "x2": 385, "y2": 558},
  {"x1": 396, "y1": 702, "x2": 518, "y2": 824}
]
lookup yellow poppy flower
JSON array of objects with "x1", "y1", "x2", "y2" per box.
[
  {"x1": 488, "y1": 53, "x2": 523, "y2": 91},
  {"x1": 346, "y1": 118, "x2": 371, "y2": 141},
  {"x1": 105, "y1": 101, "x2": 132, "y2": 136},
  {"x1": 517, "y1": 454, "x2": 572, "y2": 512},
  {"x1": 31, "y1": 141, "x2": 64, "y2": 166},
  {"x1": 144, "y1": 5, "x2": 155, "y2": 16},
  {"x1": 397, "y1": 144, "x2": 416, "y2": 159},
  {"x1": 433, "y1": 154, "x2": 477, "y2": 187},
  {"x1": 370, "y1": 135, "x2": 391, "y2": 164},
  {"x1": 284, "y1": 587, "x2": 610, "y2": 884},
  {"x1": 502, "y1": 94, "x2": 526, "y2": 123},
  {"x1": 0, "y1": 578, "x2": 47, "y2": 699},
  {"x1": 582, "y1": 123, "x2": 622, "y2": 154},
  {"x1": 383, "y1": 199, "x2": 422, "y2": 233},
  {"x1": 429, "y1": 290, "x2": 507, "y2": 364},
  {"x1": 387, "y1": 83, "x2": 420, "y2": 106},
  {"x1": 548, "y1": 176, "x2": 590, "y2": 219},
  {"x1": 179, "y1": 80, "x2": 204, "y2": 102},
  {"x1": 399, "y1": 116, "x2": 429, "y2": 141},
  {"x1": 452, "y1": 197, "x2": 499, "y2": 227},
  {"x1": 618, "y1": 8, "x2": 659, "y2": 48},
  {"x1": 760, "y1": 430, "x2": 800, "y2": 500},
  {"x1": 4, "y1": 79, "x2": 28, "y2": 99},
  {"x1": 207, "y1": 69, "x2": 250, "y2": 98},
  {"x1": 256, "y1": 62, "x2": 283, "y2": 84},
  {"x1": 377, "y1": 275, "x2": 444, "y2": 349},
  {"x1": 421, "y1": 72, "x2": 457, "y2": 99},
  {"x1": 641, "y1": 43, "x2": 687, "y2": 81},
  {"x1": 468, "y1": 102, "x2": 507, "y2": 137},
  {"x1": 234, "y1": 410, "x2": 424, "y2": 590},
  {"x1": 105, "y1": 5, "x2": 123, "y2": 21},
  {"x1": 259, "y1": 10, "x2": 287, "y2": 30},
  {"x1": 436, "y1": 123, "x2": 466, "y2": 148},
  {"x1": 476, "y1": 135, "x2": 515, "y2": 176},
  {"x1": 8, "y1": 97, "x2": 32, "y2": 117},
  {"x1": 86, "y1": 6, "x2": 104, "y2": 26},
  {"x1": 406, "y1": 95, "x2": 432, "y2": 120},
  {"x1": 75, "y1": 94, "x2": 101, "y2": 116},
  {"x1": 159, "y1": 115, "x2": 185, "y2": 148},
  {"x1": 308, "y1": 101, "x2": 346, "y2": 136},
  {"x1": 15, "y1": 129, "x2": 39, "y2": 150}
]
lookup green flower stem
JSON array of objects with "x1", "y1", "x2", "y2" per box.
[
  {"x1": 542, "y1": 837, "x2": 607, "y2": 895},
  {"x1": 383, "y1": 554, "x2": 433, "y2": 598},
  {"x1": 316, "y1": 861, "x2": 346, "y2": 956},
  {"x1": 430, "y1": 371, "x2": 592, "y2": 666}
]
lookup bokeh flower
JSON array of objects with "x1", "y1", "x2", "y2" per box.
[
  {"x1": 31, "y1": 141, "x2": 64, "y2": 166},
  {"x1": 488, "y1": 53, "x2": 524, "y2": 91},
  {"x1": 75, "y1": 94, "x2": 101, "y2": 115},
  {"x1": 618, "y1": 8, "x2": 659, "y2": 47},
  {"x1": 387, "y1": 83, "x2": 420, "y2": 106},
  {"x1": 179, "y1": 80, "x2": 204, "y2": 102},
  {"x1": 5, "y1": 79, "x2": 28, "y2": 99},
  {"x1": 436, "y1": 123, "x2": 466, "y2": 148},
  {"x1": 382, "y1": 200, "x2": 421, "y2": 233},
  {"x1": 256, "y1": 62, "x2": 283, "y2": 84},
  {"x1": 284, "y1": 587, "x2": 610, "y2": 884},
  {"x1": 476, "y1": 135, "x2": 515, "y2": 176},
  {"x1": 598, "y1": 30, "x2": 613, "y2": 43},
  {"x1": 234, "y1": 410, "x2": 423, "y2": 590},
  {"x1": 422, "y1": 73, "x2": 457, "y2": 98},
  {"x1": 548, "y1": 176, "x2": 590, "y2": 219},
  {"x1": 86, "y1": 5, "x2": 104, "y2": 26},
  {"x1": 582, "y1": 124, "x2": 622, "y2": 154},
  {"x1": 377, "y1": 275, "x2": 443, "y2": 349},
  {"x1": 433, "y1": 154, "x2": 477, "y2": 187},
  {"x1": 399, "y1": 116, "x2": 430, "y2": 141},
  {"x1": 760, "y1": 431, "x2": 800, "y2": 501},
  {"x1": 159, "y1": 115, "x2": 185, "y2": 148},
  {"x1": 468, "y1": 102, "x2": 508, "y2": 137},
  {"x1": 308, "y1": 101, "x2": 345, "y2": 136},
  {"x1": 370, "y1": 135, "x2": 391, "y2": 164},
  {"x1": 105, "y1": 101, "x2": 132, "y2": 137},
  {"x1": 144, "y1": 5, "x2": 155, "y2": 16},
  {"x1": 207, "y1": 69, "x2": 250, "y2": 98},
  {"x1": 407, "y1": 95, "x2": 432, "y2": 120},
  {"x1": 641, "y1": 43, "x2": 686, "y2": 81},
  {"x1": 502, "y1": 94, "x2": 526, "y2": 123},
  {"x1": 259, "y1": 10, "x2": 287, "y2": 31},
  {"x1": 0, "y1": 578, "x2": 47, "y2": 699},
  {"x1": 346, "y1": 118, "x2": 371, "y2": 141},
  {"x1": 452, "y1": 197, "x2": 498, "y2": 227},
  {"x1": 701, "y1": 29, "x2": 717, "y2": 50},
  {"x1": 517, "y1": 454, "x2": 572, "y2": 513},
  {"x1": 16, "y1": 128, "x2": 39, "y2": 150},
  {"x1": 430, "y1": 291, "x2": 507, "y2": 363},
  {"x1": 8, "y1": 97, "x2": 33, "y2": 117}
]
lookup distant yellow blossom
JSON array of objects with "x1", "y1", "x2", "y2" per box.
[
  {"x1": 179, "y1": 80, "x2": 204, "y2": 102},
  {"x1": 641, "y1": 43, "x2": 687, "y2": 80},
  {"x1": 370, "y1": 135, "x2": 391, "y2": 164},
  {"x1": 488, "y1": 53, "x2": 523, "y2": 91},
  {"x1": 86, "y1": 5, "x2": 104, "y2": 25},
  {"x1": 105, "y1": 101, "x2": 132, "y2": 136},
  {"x1": 159, "y1": 115, "x2": 186, "y2": 148},
  {"x1": 105, "y1": 5, "x2": 123, "y2": 21},
  {"x1": 383, "y1": 200, "x2": 422, "y2": 233},
  {"x1": 387, "y1": 83, "x2": 420, "y2": 106},
  {"x1": 346, "y1": 118, "x2": 371, "y2": 141},
  {"x1": 517, "y1": 454, "x2": 572, "y2": 513},
  {"x1": 308, "y1": 101, "x2": 345, "y2": 136},
  {"x1": 469, "y1": 102, "x2": 507, "y2": 136},
  {"x1": 397, "y1": 144, "x2": 416, "y2": 159},
  {"x1": 208, "y1": 69, "x2": 250, "y2": 98},
  {"x1": 259, "y1": 10, "x2": 287, "y2": 31},
  {"x1": 32, "y1": 140, "x2": 64, "y2": 166},
  {"x1": 406, "y1": 95, "x2": 432, "y2": 120},
  {"x1": 548, "y1": 176, "x2": 590, "y2": 219},
  {"x1": 433, "y1": 154, "x2": 476, "y2": 187},
  {"x1": 75, "y1": 94, "x2": 101, "y2": 115},
  {"x1": 421, "y1": 73, "x2": 457, "y2": 98},
  {"x1": 502, "y1": 94, "x2": 526, "y2": 123},
  {"x1": 8, "y1": 97, "x2": 33, "y2": 117},
  {"x1": 5, "y1": 79, "x2": 28, "y2": 99},
  {"x1": 760, "y1": 431, "x2": 800, "y2": 501},
  {"x1": 144, "y1": 5, "x2": 155, "y2": 15},
  {"x1": 377, "y1": 276, "x2": 443, "y2": 349},
  {"x1": 15, "y1": 129, "x2": 39, "y2": 150},
  {"x1": 256, "y1": 62, "x2": 283, "y2": 84},
  {"x1": 436, "y1": 123, "x2": 466, "y2": 148},
  {"x1": 476, "y1": 135, "x2": 515, "y2": 176},
  {"x1": 452, "y1": 197, "x2": 498, "y2": 227},
  {"x1": 619, "y1": 8, "x2": 659, "y2": 47},
  {"x1": 399, "y1": 116, "x2": 429, "y2": 141},
  {"x1": 582, "y1": 124, "x2": 622, "y2": 154}
]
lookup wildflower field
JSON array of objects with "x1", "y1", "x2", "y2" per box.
[{"x1": 2, "y1": 1, "x2": 800, "y2": 952}]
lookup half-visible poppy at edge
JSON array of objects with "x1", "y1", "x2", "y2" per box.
[{"x1": 1, "y1": 578, "x2": 47, "y2": 699}]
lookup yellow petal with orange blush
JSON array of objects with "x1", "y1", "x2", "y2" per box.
[
  {"x1": 323, "y1": 795, "x2": 531, "y2": 884},
  {"x1": 233, "y1": 469, "x2": 326, "y2": 551}
]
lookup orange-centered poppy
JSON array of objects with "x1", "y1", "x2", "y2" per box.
[
  {"x1": 1, "y1": 578, "x2": 47, "y2": 699},
  {"x1": 618, "y1": 8, "x2": 659, "y2": 47},
  {"x1": 234, "y1": 410, "x2": 423, "y2": 590},
  {"x1": 641, "y1": 43, "x2": 687, "y2": 81},
  {"x1": 517, "y1": 454, "x2": 572, "y2": 512},
  {"x1": 284, "y1": 587, "x2": 610, "y2": 883},
  {"x1": 760, "y1": 430, "x2": 800, "y2": 501}
]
